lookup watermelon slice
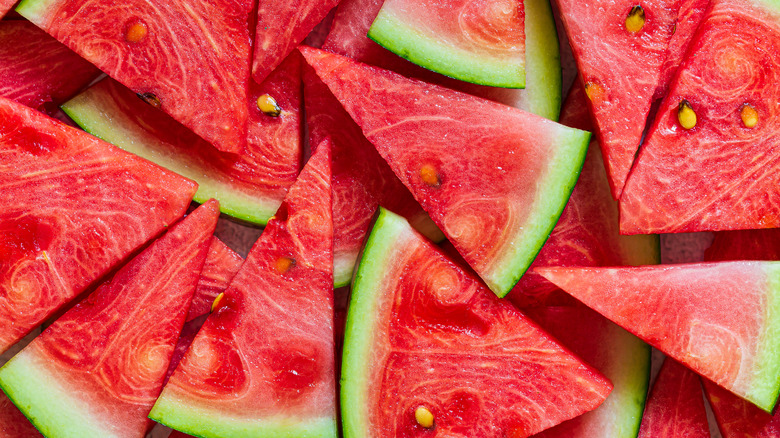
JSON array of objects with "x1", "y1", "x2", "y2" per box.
[
  {"x1": 526, "y1": 306, "x2": 650, "y2": 438},
  {"x1": 705, "y1": 229, "x2": 780, "y2": 262},
  {"x1": 703, "y1": 378, "x2": 780, "y2": 437},
  {"x1": 300, "y1": 46, "x2": 589, "y2": 297},
  {"x1": 252, "y1": 0, "x2": 339, "y2": 83},
  {"x1": 343, "y1": 207, "x2": 612, "y2": 437},
  {"x1": 656, "y1": 0, "x2": 711, "y2": 99},
  {"x1": 0, "y1": 20, "x2": 99, "y2": 113},
  {"x1": 150, "y1": 141, "x2": 337, "y2": 438},
  {"x1": 302, "y1": 62, "x2": 441, "y2": 286},
  {"x1": 0, "y1": 96, "x2": 196, "y2": 354},
  {"x1": 620, "y1": 0, "x2": 780, "y2": 234},
  {"x1": 368, "y1": 0, "x2": 525, "y2": 88},
  {"x1": 62, "y1": 53, "x2": 303, "y2": 225},
  {"x1": 508, "y1": 80, "x2": 659, "y2": 308},
  {"x1": 17, "y1": 0, "x2": 252, "y2": 153},
  {"x1": 637, "y1": 358, "x2": 710, "y2": 437},
  {"x1": 185, "y1": 237, "x2": 243, "y2": 322},
  {"x1": 0, "y1": 200, "x2": 219, "y2": 437},
  {"x1": 322, "y1": 0, "x2": 561, "y2": 120},
  {"x1": 536, "y1": 262, "x2": 780, "y2": 412},
  {"x1": 0, "y1": 392, "x2": 41, "y2": 438}
]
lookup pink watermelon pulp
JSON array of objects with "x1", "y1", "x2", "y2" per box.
[
  {"x1": 537, "y1": 262, "x2": 780, "y2": 412},
  {"x1": 300, "y1": 46, "x2": 590, "y2": 297},
  {"x1": 62, "y1": 53, "x2": 303, "y2": 225},
  {"x1": 185, "y1": 237, "x2": 243, "y2": 322},
  {"x1": 0, "y1": 0, "x2": 16, "y2": 17},
  {"x1": 0, "y1": 392, "x2": 41, "y2": 437},
  {"x1": 17, "y1": 0, "x2": 253, "y2": 153},
  {"x1": 343, "y1": 208, "x2": 612, "y2": 437},
  {"x1": 637, "y1": 358, "x2": 710, "y2": 438},
  {"x1": 0, "y1": 200, "x2": 219, "y2": 437},
  {"x1": 0, "y1": 96, "x2": 196, "y2": 354},
  {"x1": 621, "y1": 0, "x2": 780, "y2": 234},
  {"x1": 151, "y1": 142, "x2": 337, "y2": 437},
  {"x1": 0, "y1": 20, "x2": 99, "y2": 113},
  {"x1": 703, "y1": 378, "x2": 780, "y2": 437}
]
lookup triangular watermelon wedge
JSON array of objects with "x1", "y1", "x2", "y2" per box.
[
  {"x1": 536, "y1": 263, "x2": 780, "y2": 412},
  {"x1": 0, "y1": 96, "x2": 196, "y2": 355},
  {"x1": 150, "y1": 141, "x2": 337, "y2": 437},
  {"x1": 620, "y1": 0, "x2": 780, "y2": 234},
  {"x1": 703, "y1": 378, "x2": 780, "y2": 437},
  {"x1": 252, "y1": 0, "x2": 339, "y2": 83},
  {"x1": 0, "y1": 200, "x2": 219, "y2": 437},
  {"x1": 343, "y1": 207, "x2": 612, "y2": 437},
  {"x1": 0, "y1": 20, "x2": 99, "y2": 112},
  {"x1": 300, "y1": 46, "x2": 590, "y2": 297},
  {"x1": 17, "y1": 0, "x2": 253, "y2": 153},
  {"x1": 637, "y1": 358, "x2": 710, "y2": 438}
]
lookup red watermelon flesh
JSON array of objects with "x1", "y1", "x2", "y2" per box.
[
  {"x1": 620, "y1": 0, "x2": 780, "y2": 234},
  {"x1": 703, "y1": 378, "x2": 780, "y2": 437},
  {"x1": 302, "y1": 62, "x2": 438, "y2": 286},
  {"x1": 300, "y1": 46, "x2": 590, "y2": 297},
  {"x1": 0, "y1": 20, "x2": 99, "y2": 113},
  {"x1": 508, "y1": 80, "x2": 658, "y2": 308},
  {"x1": 185, "y1": 237, "x2": 243, "y2": 322},
  {"x1": 0, "y1": 0, "x2": 16, "y2": 17},
  {"x1": 0, "y1": 96, "x2": 196, "y2": 355},
  {"x1": 17, "y1": 0, "x2": 252, "y2": 154},
  {"x1": 0, "y1": 393, "x2": 41, "y2": 438},
  {"x1": 0, "y1": 200, "x2": 219, "y2": 437},
  {"x1": 637, "y1": 358, "x2": 710, "y2": 438},
  {"x1": 150, "y1": 141, "x2": 337, "y2": 437},
  {"x1": 252, "y1": 0, "x2": 339, "y2": 83},
  {"x1": 655, "y1": 0, "x2": 711, "y2": 99},
  {"x1": 705, "y1": 229, "x2": 780, "y2": 262},
  {"x1": 536, "y1": 263, "x2": 780, "y2": 412}
]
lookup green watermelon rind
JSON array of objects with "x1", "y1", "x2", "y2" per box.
[
  {"x1": 341, "y1": 207, "x2": 411, "y2": 437},
  {"x1": 601, "y1": 325, "x2": 651, "y2": 437},
  {"x1": 61, "y1": 87, "x2": 279, "y2": 226},
  {"x1": 488, "y1": 127, "x2": 590, "y2": 297},
  {"x1": 367, "y1": 8, "x2": 526, "y2": 88},
  {"x1": 14, "y1": 0, "x2": 50, "y2": 22},
  {"x1": 0, "y1": 351, "x2": 111, "y2": 437},
  {"x1": 149, "y1": 396, "x2": 338, "y2": 438},
  {"x1": 747, "y1": 264, "x2": 780, "y2": 412}
]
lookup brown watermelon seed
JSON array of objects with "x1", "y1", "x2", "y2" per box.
[
  {"x1": 420, "y1": 164, "x2": 441, "y2": 187},
  {"x1": 741, "y1": 104, "x2": 758, "y2": 128},
  {"x1": 625, "y1": 5, "x2": 646, "y2": 33},
  {"x1": 211, "y1": 293, "x2": 225, "y2": 313},
  {"x1": 257, "y1": 94, "x2": 282, "y2": 117},
  {"x1": 137, "y1": 92, "x2": 162, "y2": 108},
  {"x1": 677, "y1": 100, "x2": 697, "y2": 130},
  {"x1": 415, "y1": 406, "x2": 435, "y2": 429},
  {"x1": 125, "y1": 21, "x2": 148, "y2": 43},
  {"x1": 275, "y1": 256, "x2": 296, "y2": 274}
]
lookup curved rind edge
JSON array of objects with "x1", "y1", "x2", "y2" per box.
[
  {"x1": 748, "y1": 263, "x2": 780, "y2": 412},
  {"x1": 606, "y1": 326, "x2": 651, "y2": 437},
  {"x1": 367, "y1": 9, "x2": 526, "y2": 88},
  {"x1": 519, "y1": 0, "x2": 562, "y2": 120}
]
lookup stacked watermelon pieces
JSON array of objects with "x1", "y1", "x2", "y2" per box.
[{"x1": 4, "y1": 0, "x2": 780, "y2": 435}]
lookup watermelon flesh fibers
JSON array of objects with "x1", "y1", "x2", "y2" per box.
[
  {"x1": 185, "y1": 237, "x2": 244, "y2": 322},
  {"x1": 300, "y1": 46, "x2": 589, "y2": 297},
  {"x1": 151, "y1": 142, "x2": 338, "y2": 438},
  {"x1": 537, "y1": 262, "x2": 780, "y2": 412},
  {"x1": 0, "y1": 96, "x2": 197, "y2": 355},
  {"x1": 704, "y1": 378, "x2": 780, "y2": 437},
  {"x1": 0, "y1": 392, "x2": 41, "y2": 438},
  {"x1": 0, "y1": 200, "x2": 219, "y2": 437}
]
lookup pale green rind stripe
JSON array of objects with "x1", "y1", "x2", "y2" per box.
[
  {"x1": 15, "y1": 0, "x2": 55, "y2": 23},
  {"x1": 599, "y1": 328, "x2": 650, "y2": 437},
  {"x1": 341, "y1": 208, "x2": 411, "y2": 438},
  {"x1": 515, "y1": 0, "x2": 561, "y2": 120},
  {"x1": 334, "y1": 253, "x2": 355, "y2": 288},
  {"x1": 486, "y1": 127, "x2": 590, "y2": 297},
  {"x1": 0, "y1": 351, "x2": 115, "y2": 438},
  {"x1": 368, "y1": 9, "x2": 525, "y2": 88},
  {"x1": 62, "y1": 85, "x2": 279, "y2": 226},
  {"x1": 746, "y1": 264, "x2": 780, "y2": 412},
  {"x1": 150, "y1": 394, "x2": 337, "y2": 438}
]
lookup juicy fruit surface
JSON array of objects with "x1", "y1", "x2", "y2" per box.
[
  {"x1": 252, "y1": 0, "x2": 338, "y2": 83},
  {"x1": 637, "y1": 359, "x2": 710, "y2": 438},
  {"x1": 151, "y1": 144, "x2": 337, "y2": 438},
  {"x1": 621, "y1": 0, "x2": 780, "y2": 233},
  {"x1": 537, "y1": 263, "x2": 780, "y2": 412},
  {"x1": 0, "y1": 20, "x2": 99, "y2": 112},
  {"x1": 185, "y1": 237, "x2": 244, "y2": 322},
  {"x1": 344, "y1": 209, "x2": 612, "y2": 438},
  {"x1": 0, "y1": 200, "x2": 219, "y2": 437},
  {"x1": 0, "y1": 392, "x2": 42, "y2": 437},
  {"x1": 18, "y1": 0, "x2": 253, "y2": 153},
  {"x1": 0, "y1": 96, "x2": 196, "y2": 354},
  {"x1": 508, "y1": 81, "x2": 658, "y2": 308},
  {"x1": 302, "y1": 62, "x2": 435, "y2": 287},
  {"x1": 704, "y1": 378, "x2": 780, "y2": 437},
  {"x1": 301, "y1": 46, "x2": 589, "y2": 296},
  {"x1": 557, "y1": 0, "x2": 676, "y2": 198},
  {"x1": 655, "y1": 0, "x2": 711, "y2": 99},
  {"x1": 0, "y1": 0, "x2": 15, "y2": 17},
  {"x1": 368, "y1": 0, "x2": 526, "y2": 87},
  {"x1": 706, "y1": 229, "x2": 780, "y2": 262},
  {"x1": 63, "y1": 54, "x2": 302, "y2": 225}
]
